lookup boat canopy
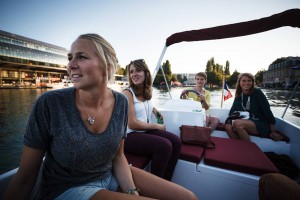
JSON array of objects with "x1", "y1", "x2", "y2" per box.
[
  {"x1": 166, "y1": 9, "x2": 300, "y2": 47},
  {"x1": 153, "y1": 9, "x2": 300, "y2": 93}
]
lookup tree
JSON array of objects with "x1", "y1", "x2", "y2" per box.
[
  {"x1": 255, "y1": 70, "x2": 265, "y2": 86},
  {"x1": 205, "y1": 60, "x2": 213, "y2": 73},
  {"x1": 227, "y1": 70, "x2": 240, "y2": 87},
  {"x1": 153, "y1": 60, "x2": 172, "y2": 86},
  {"x1": 171, "y1": 74, "x2": 177, "y2": 82},
  {"x1": 177, "y1": 74, "x2": 183, "y2": 83},
  {"x1": 224, "y1": 61, "x2": 230, "y2": 75}
]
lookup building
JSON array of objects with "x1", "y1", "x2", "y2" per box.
[
  {"x1": 0, "y1": 30, "x2": 69, "y2": 88},
  {"x1": 263, "y1": 57, "x2": 300, "y2": 89},
  {"x1": 175, "y1": 73, "x2": 196, "y2": 86}
]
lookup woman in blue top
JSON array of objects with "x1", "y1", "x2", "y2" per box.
[
  {"x1": 225, "y1": 73, "x2": 282, "y2": 141},
  {"x1": 123, "y1": 59, "x2": 182, "y2": 181},
  {"x1": 4, "y1": 34, "x2": 197, "y2": 200}
]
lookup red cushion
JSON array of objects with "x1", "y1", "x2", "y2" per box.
[
  {"x1": 204, "y1": 137, "x2": 279, "y2": 176},
  {"x1": 125, "y1": 153, "x2": 151, "y2": 169},
  {"x1": 179, "y1": 143, "x2": 205, "y2": 163}
]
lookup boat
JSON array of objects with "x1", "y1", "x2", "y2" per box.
[
  {"x1": 51, "y1": 78, "x2": 74, "y2": 90},
  {"x1": 108, "y1": 74, "x2": 129, "y2": 92},
  {"x1": 1, "y1": 9, "x2": 300, "y2": 200}
]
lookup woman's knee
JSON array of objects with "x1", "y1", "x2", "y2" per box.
[
  {"x1": 225, "y1": 124, "x2": 232, "y2": 132},
  {"x1": 210, "y1": 116, "x2": 220, "y2": 124},
  {"x1": 154, "y1": 138, "x2": 173, "y2": 152}
]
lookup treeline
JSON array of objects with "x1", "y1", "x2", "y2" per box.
[
  {"x1": 153, "y1": 58, "x2": 265, "y2": 88},
  {"x1": 117, "y1": 57, "x2": 265, "y2": 88}
]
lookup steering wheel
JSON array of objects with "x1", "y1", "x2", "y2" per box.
[{"x1": 180, "y1": 89, "x2": 201, "y2": 99}]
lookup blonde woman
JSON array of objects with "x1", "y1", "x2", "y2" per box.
[{"x1": 4, "y1": 34, "x2": 197, "y2": 200}]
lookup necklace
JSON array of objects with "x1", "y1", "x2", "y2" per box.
[
  {"x1": 143, "y1": 100, "x2": 150, "y2": 123},
  {"x1": 241, "y1": 93, "x2": 250, "y2": 111},
  {"x1": 78, "y1": 92, "x2": 102, "y2": 125}
]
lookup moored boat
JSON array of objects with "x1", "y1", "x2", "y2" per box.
[
  {"x1": 108, "y1": 74, "x2": 129, "y2": 92},
  {"x1": 51, "y1": 78, "x2": 74, "y2": 90},
  {"x1": 0, "y1": 8, "x2": 300, "y2": 200}
]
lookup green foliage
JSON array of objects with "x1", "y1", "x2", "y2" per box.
[
  {"x1": 171, "y1": 74, "x2": 178, "y2": 81},
  {"x1": 176, "y1": 74, "x2": 183, "y2": 83},
  {"x1": 227, "y1": 70, "x2": 240, "y2": 87},
  {"x1": 255, "y1": 70, "x2": 265, "y2": 86},
  {"x1": 151, "y1": 57, "x2": 270, "y2": 90},
  {"x1": 153, "y1": 60, "x2": 173, "y2": 86},
  {"x1": 225, "y1": 61, "x2": 230, "y2": 75}
]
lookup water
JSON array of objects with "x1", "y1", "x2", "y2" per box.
[{"x1": 0, "y1": 87, "x2": 299, "y2": 174}]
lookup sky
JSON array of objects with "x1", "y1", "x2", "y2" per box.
[{"x1": 0, "y1": 0, "x2": 299, "y2": 75}]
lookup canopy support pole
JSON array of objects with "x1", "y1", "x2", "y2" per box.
[
  {"x1": 152, "y1": 45, "x2": 172, "y2": 99},
  {"x1": 221, "y1": 72, "x2": 225, "y2": 108},
  {"x1": 281, "y1": 78, "x2": 300, "y2": 118}
]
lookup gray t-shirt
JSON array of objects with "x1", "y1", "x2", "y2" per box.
[{"x1": 23, "y1": 87, "x2": 128, "y2": 199}]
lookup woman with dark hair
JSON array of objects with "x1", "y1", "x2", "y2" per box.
[
  {"x1": 123, "y1": 59, "x2": 182, "y2": 181},
  {"x1": 225, "y1": 73, "x2": 282, "y2": 141}
]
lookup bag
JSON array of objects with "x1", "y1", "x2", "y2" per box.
[
  {"x1": 265, "y1": 152, "x2": 299, "y2": 179},
  {"x1": 225, "y1": 111, "x2": 254, "y2": 124},
  {"x1": 180, "y1": 125, "x2": 215, "y2": 148}
]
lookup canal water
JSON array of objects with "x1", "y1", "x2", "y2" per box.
[{"x1": 0, "y1": 87, "x2": 299, "y2": 174}]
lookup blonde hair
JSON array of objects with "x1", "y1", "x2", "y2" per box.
[
  {"x1": 77, "y1": 33, "x2": 118, "y2": 82},
  {"x1": 126, "y1": 59, "x2": 152, "y2": 100},
  {"x1": 235, "y1": 73, "x2": 255, "y2": 98}
]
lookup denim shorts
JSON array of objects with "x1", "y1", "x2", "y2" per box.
[{"x1": 55, "y1": 173, "x2": 119, "y2": 200}]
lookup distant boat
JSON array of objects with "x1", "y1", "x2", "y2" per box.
[
  {"x1": 108, "y1": 74, "x2": 129, "y2": 92},
  {"x1": 51, "y1": 79, "x2": 74, "y2": 90}
]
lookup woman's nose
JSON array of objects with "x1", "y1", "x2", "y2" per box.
[{"x1": 67, "y1": 59, "x2": 78, "y2": 69}]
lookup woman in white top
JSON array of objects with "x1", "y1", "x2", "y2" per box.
[{"x1": 123, "y1": 59, "x2": 182, "y2": 181}]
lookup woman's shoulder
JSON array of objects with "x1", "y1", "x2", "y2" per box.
[
  {"x1": 252, "y1": 88, "x2": 264, "y2": 96},
  {"x1": 113, "y1": 90, "x2": 129, "y2": 104}
]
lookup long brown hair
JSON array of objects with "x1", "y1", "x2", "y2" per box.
[
  {"x1": 126, "y1": 59, "x2": 152, "y2": 100},
  {"x1": 235, "y1": 73, "x2": 256, "y2": 98}
]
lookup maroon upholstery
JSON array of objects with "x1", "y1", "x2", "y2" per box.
[
  {"x1": 125, "y1": 153, "x2": 151, "y2": 169},
  {"x1": 179, "y1": 143, "x2": 205, "y2": 163},
  {"x1": 204, "y1": 137, "x2": 279, "y2": 176}
]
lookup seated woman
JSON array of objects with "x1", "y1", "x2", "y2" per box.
[
  {"x1": 225, "y1": 73, "x2": 282, "y2": 141},
  {"x1": 123, "y1": 59, "x2": 182, "y2": 181},
  {"x1": 180, "y1": 72, "x2": 220, "y2": 132}
]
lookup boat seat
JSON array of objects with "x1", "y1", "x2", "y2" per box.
[
  {"x1": 204, "y1": 137, "x2": 279, "y2": 176},
  {"x1": 125, "y1": 152, "x2": 151, "y2": 169},
  {"x1": 215, "y1": 123, "x2": 289, "y2": 143},
  {"x1": 250, "y1": 130, "x2": 290, "y2": 143},
  {"x1": 179, "y1": 143, "x2": 205, "y2": 163}
]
